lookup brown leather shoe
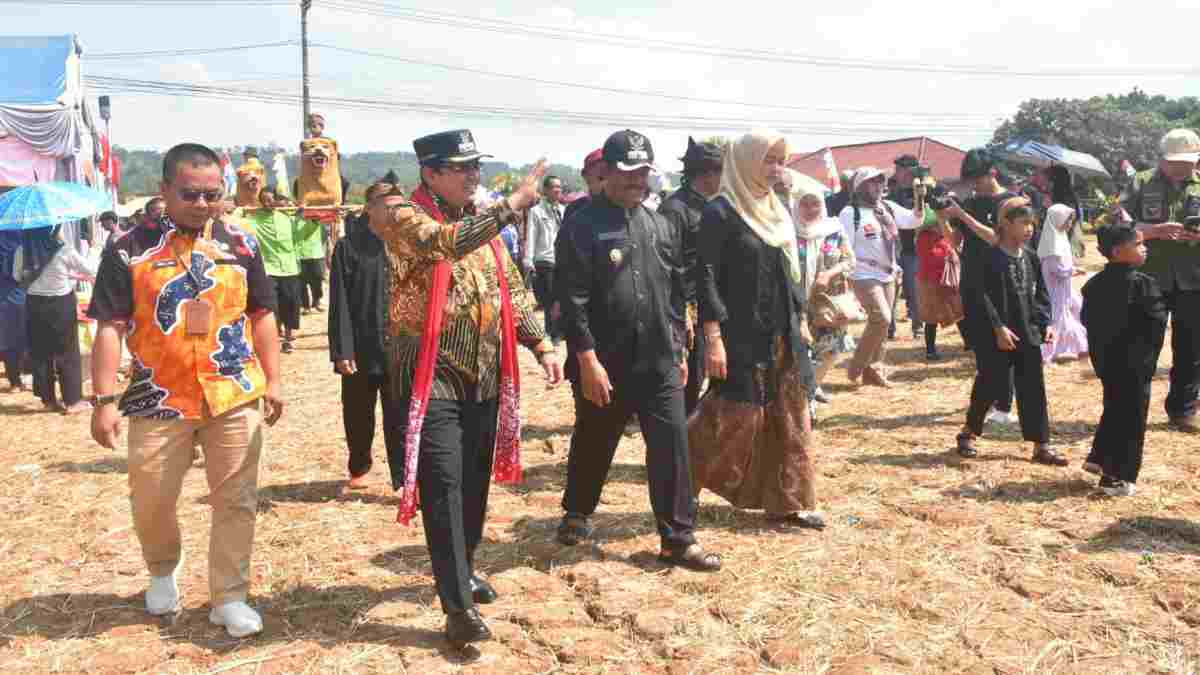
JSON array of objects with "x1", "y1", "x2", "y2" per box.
[
  {"x1": 1168, "y1": 416, "x2": 1200, "y2": 434},
  {"x1": 1032, "y1": 445, "x2": 1069, "y2": 467}
]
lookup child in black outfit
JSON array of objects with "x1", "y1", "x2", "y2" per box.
[
  {"x1": 1080, "y1": 226, "x2": 1167, "y2": 497},
  {"x1": 956, "y1": 197, "x2": 1068, "y2": 466}
]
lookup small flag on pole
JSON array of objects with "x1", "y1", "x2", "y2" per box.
[{"x1": 821, "y1": 148, "x2": 840, "y2": 192}]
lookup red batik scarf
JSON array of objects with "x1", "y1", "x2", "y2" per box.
[{"x1": 396, "y1": 185, "x2": 522, "y2": 526}]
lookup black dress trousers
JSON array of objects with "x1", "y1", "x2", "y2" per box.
[
  {"x1": 386, "y1": 391, "x2": 498, "y2": 614},
  {"x1": 340, "y1": 371, "x2": 402, "y2": 478},
  {"x1": 1164, "y1": 290, "x2": 1200, "y2": 419},
  {"x1": 1087, "y1": 373, "x2": 1152, "y2": 483},
  {"x1": 965, "y1": 342, "x2": 1049, "y2": 444},
  {"x1": 561, "y1": 367, "x2": 698, "y2": 551}
]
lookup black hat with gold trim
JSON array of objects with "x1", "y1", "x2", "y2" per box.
[{"x1": 413, "y1": 129, "x2": 493, "y2": 166}]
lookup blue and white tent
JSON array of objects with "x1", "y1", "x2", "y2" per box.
[{"x1": 0, "y1": 35, "x2": 102, "y2": 184}]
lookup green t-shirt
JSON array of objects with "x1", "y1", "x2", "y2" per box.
[
  {"x1": 295, "y1": 215, "x2": 325, "y2": 261},
  {"x1": 240, "y1": 210, "x2": 302, "y2": 278}
]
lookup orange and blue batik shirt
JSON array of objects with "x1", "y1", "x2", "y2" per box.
[{"x1": 88, "y1": 216, "x2": 277, "y2": 420}]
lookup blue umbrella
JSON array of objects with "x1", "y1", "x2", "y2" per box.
[{"x1": 0, "y1": 182, "x2": 111, "y2": 231}]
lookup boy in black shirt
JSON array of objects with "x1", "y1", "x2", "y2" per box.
[
  {"x1": 1080, "y1": 226, "x2": 1168, "y2": 496},
  {"x1": 956, "y1": 197, "x2": 1067, "y2": 466}
]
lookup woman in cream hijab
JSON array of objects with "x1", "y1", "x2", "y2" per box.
[
  {"x1": 791, "y1": 176, "x2": 856, "y2": 407},
  {"x1": 688, "y1": 130, "x2": 824, "y2": 530}
]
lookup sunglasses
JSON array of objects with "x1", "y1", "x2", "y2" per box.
[{"x1": 177, "y1": 188, "x2": 224, "y2": 204}]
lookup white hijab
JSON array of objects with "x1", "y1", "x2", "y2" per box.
[
  {"x1": 1037, "y1": 203, "x2": 1075, "y2": 261},
  {"x1": 719, "y1": 129, "x2": 801, "y2": 283},
  {"x1": 792, "y1": 180, "x2": 841, "y2": 295}
]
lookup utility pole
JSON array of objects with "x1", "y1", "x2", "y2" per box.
[{"x1": 301, "y1": 0, "x2": 312, "y2": 137}]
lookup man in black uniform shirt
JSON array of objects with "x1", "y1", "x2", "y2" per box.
[
  {"x1": 556, "y1": 129, "x2": 720, "y2": 572},
  {"x1": 657, "y1": 137, "x2": 723, "y2": 416}
]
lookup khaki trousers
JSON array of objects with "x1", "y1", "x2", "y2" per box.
[
  {"x1": 849, "y1": 279, "x2": 896, "y2": 378},
  {"x1": 127, "y1": 400, "x2": 263, "y2": 606}
]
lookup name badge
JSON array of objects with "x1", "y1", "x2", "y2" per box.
[
  {"x1": 598, "y1": 231, "x2": 625, "y2": 241},
  {"x1": 184, "y1": 299, "x2": 213, "y2": 336}
]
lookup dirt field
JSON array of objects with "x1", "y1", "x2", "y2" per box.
[{"x1": 2, "y1": 246, "x2": 1199, "y2": 674}]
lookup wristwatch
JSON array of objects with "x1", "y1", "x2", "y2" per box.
[{"x1": 91, "y1": 393, "x2": 121, "y2": 407}]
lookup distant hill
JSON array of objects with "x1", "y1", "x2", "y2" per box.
[{"x1": 113, "y1": 145, "x2": 585, "y2": 203}]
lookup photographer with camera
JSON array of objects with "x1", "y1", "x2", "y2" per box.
[
  {"x1": 1119, "y1": 128, "x2": 1200, "y2": 434},
  {"x1": 887, "y1": 155, "x2": 928, "y2": 341}
]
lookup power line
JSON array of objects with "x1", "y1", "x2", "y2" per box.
[
  {"x1": 91, "y1": 40, "x2": 298, "y2": 61},
  {"x1": 84, "y1": 75, "x2": 995, "y2": 137},
  {"x1": 317, "y1": 1, "x2": 1200, "y2": 79},
  {"x1": 0, "y1": 0, "x2": 289, "y2": 5},
  {"x1": 310, "y1": 42, "x2": 996, "y2": 121}
]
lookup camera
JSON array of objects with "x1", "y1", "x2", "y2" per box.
[
  {"x1": 1184, "y1": 194, "x2": 1200, "y2": 233},
  {"x1": 928, "y1": 191, "x2": 956, "y2": 211}
]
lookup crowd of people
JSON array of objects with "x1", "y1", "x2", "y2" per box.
[{"x1": 2, "y1": 120, "x2": 1196, "y2": 651}]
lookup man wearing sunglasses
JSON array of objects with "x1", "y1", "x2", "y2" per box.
[
  {"x1": 369, "y1": 129, "x2": 561, "y2": 648},
  {"x1": 87, "y1": 143, "x2": 284, "y2": 638}
]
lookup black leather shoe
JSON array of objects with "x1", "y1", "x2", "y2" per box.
[
  {"x1": 470, "y1": 575, "x2": 498, "y2": 604},
  {"x1": 445, "y1": 607, "x2": 492, "y2": 647}
]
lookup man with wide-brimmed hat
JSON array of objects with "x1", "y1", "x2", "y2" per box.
[
  {"x1": 368, "y1": 128, "x2": 562, "y2": 647},
  {"x1": 658, "y1": 136, "x2": 723, "y2": 415},
  {"x1": 555, "y1": 129, "x2": 720, "y2": 572},
  {"x1": 1120, "y1": 128, "x2": 1200, "y2": 433}
]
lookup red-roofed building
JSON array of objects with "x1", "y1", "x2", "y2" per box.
[{"x1": 788, "y1": 136, "x2": 968, "y2": 188}]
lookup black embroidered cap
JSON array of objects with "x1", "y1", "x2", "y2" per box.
[
  {"x1": 602, "y1": 129, "x2": 656, "y2": 172},
  {"x1": 413, "y1": 129, "x2": 493, "y2": 166}
]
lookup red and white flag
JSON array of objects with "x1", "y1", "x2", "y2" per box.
[{"x1": 821, "y1": 148, "x2": 840, "y2": 192}]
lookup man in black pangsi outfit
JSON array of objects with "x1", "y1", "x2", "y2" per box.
[
  {"x1": 328, "y1": 173, "x2": 401, "y2": 489},
  {"x1": 555, "y1": 129, "x2": 720, "y2": 572},
  {"x1": 657, "y1": 137, "x2": 723, "y2": 416}
]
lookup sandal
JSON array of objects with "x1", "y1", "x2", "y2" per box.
[
  {"x1": 955, "y1": 432, "x2": 978, "y2": 458},
  {"x1": 556, "y1": 513, "x2": 593, "y2": 546},
  {"x1": 659, "y1": 543, "x2": 722, "y2": 572},
  {"x1": 1032, "y1": 445, "x2": 1068, "y2": 467}
]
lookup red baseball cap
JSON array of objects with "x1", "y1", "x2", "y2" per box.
[{"x1": 582, "y1": 148, "x2": 604, "y2": 176}]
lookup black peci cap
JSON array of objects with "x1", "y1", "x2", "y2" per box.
[
  {"x1": 413, "y1": 129, "x2": 493, "y2": 166},
  {"x1": 603, "y1": 129, "x2": 656, "y2": 172},
  {"x1": 894, "y1": 154, "x2": 919, "y2": 168},
  {"x1": 680, "y1": 136, "x2": 723, "y2": 169}
]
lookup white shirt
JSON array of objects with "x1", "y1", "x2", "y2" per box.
[
  {"x1": 839, "y1": 199, "x2": 919, "y2": 283},
  {"x1": 27, "y1": 245, "x2": 98, "y2": 297},
  {"x1": 524, "y1": 199, "x2": 564, "y2": 268}
]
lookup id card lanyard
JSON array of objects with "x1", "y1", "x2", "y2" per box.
[
  {"x1": 172, "y1": 219, "x2": 215, "y2": 337},
  {"x1": 171, "y1": 218, "x2": 214, "y2": 292}
]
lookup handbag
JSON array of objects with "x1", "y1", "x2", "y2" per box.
[
  {"x1": 939, "y1": 248, "x2": 961, "y2": 290},
  {"x1": 809, "y1": 273, "x2": 865, "y2": 329}
]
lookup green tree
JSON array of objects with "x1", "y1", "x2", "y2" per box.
[{"x1": 992, "y1": 88, "x2": 1200, "y2": 174}]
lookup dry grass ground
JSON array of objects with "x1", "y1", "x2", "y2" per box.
[{"x1": 2, "y1": 244, "x2": 1199, "y2": 674}]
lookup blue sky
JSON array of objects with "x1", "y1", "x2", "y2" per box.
[{"x1": 5, "y1": 0, "x2": 1200, "y2": 171}]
